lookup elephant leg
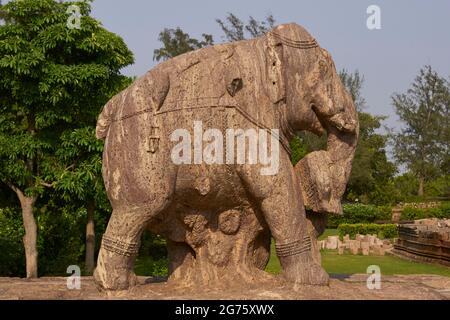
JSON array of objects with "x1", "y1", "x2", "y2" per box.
[
  {"x1": 237, "y1": 152, "x2": 329, "y2": 286},
  {"x1": 94, "y1": 197, "x2": 172, "y2": 291}
]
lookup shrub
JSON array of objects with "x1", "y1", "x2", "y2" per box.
[
  {"x1": 338, "y1": 223, "x2": 398, "y2": 239},
  {"x1": 134, "y1": 256, "x2": 168, "y2": 276},
  {"x1": 381, "y1": 224, "x2": 400, "y2": 239},
  {"x1": 400, "y1": 202, "x2": 450, "y2": 221},
  {"x1": 140, "y1": 231, "x2": 167, "y2": 259},
  {"x1": 327, "y1": 204, "x2": 392, "y2": 228},
  {"x1": 376, "y1": 205, "x2": 394, "y2": 221}
]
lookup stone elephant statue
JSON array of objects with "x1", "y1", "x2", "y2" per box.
[{"x1": 94, "y1": 23, "x2": 359, "y2": 290}]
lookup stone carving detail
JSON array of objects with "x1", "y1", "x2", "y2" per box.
[
  {"x1": 161, "y1": 204, "x2": 272, "y2": 287},
  {"x1": 93, "y1": 23, "x2": 359, "y2": 291},
  {"x1": 275, "y1": 236, "x2": 312, "y2": 258},
  {"x1": 218, "y1": 210, "x2": 242, "y2": 235},
  {"x1": 101, "y1": 235, "x2": 140, "y2": 257}
]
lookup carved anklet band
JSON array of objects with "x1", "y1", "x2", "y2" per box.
[
  {"x1": 275, "y1": 235, "x2": 312, "y2": 258},
  {"x1": 101, "y1": 235, "x2": 139, "y2": 257}
]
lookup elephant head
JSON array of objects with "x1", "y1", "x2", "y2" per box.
[{"x1": 265, "y1": 23, "x2": 359, "y2": 214}]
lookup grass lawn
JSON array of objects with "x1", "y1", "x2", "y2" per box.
[
  {"x1": 321, "y1": 250, "x2": 450, "y2": 277},
  {"x1": 266, "y1": 230, "x2": 450, "y2": 277}
]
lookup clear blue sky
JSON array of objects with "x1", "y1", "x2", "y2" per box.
[{"x1": 5, "y1": 0, "x2": 450, "y2": 129}]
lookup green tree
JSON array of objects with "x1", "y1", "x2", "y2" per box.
[
  {"x1": 216, "y1": 13, "x2": 275, "y2": 41},
  {"x1": 0, "y1": 0, "x2": 5, "y2": 21},
  {"x1": 153, "y1": 28, "x2": 213, "y2": 62},
  {"x1": 53, "y1": 75, "x2": 131, "y2": 274},
  {"x1": 347, "y1": 112, "x2": 397, "y2": 204},
  {"x1": 341, "y1": 70, "x2": 396, "y2": 204},
  {"x1": 339, "y1": 69, "x2": 366, "y2": 112},
  {"x1": 392, "y1": 65, "x2": 450, "y2": 196},
  {"x1": 154, "y1": 13, "x2": 276, "y2": 62},
  {"x1": 54, "y1": 128, "x2": 106, "y2": 274},
  {"x1": 0, "y1": 1, "x2": 4, "y2": 23},
  {"x1": 0, "y1": 0, "x2": 133, "y2": 277}
]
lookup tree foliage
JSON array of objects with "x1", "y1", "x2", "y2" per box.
[
  {"x1": 216, "y1": 13, "x2": 275, "y2": 41},
  {"x1": 339, "y1": 69, "x2": 366, "y2": 112},
  {"x1": 153, "y1": 13, "x2": 276, "y2": 61},
  {"x1": 0, "y1": 1, "x2": 5, "y2": 23},
  {"x1": 0, "y1": 0, "x2": 133, "y2": 193},
  {"x1": 0, "y1": 0, "x2": 133, "y2": 277},
  {"x1": 346, "y1": 112, "x2": 397, "y2": 204},
  {"x1": 392, "y1": 65, "x2": 450, "y2": 195},
  {"x1": 153, "y1": 28, "x2": 213, "y2": 62},
  {"x1": 341, "y1": 70, "x2": 397, "y2": 204}
]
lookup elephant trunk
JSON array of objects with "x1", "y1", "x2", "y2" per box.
[{"x1": 295, "y1": 91, "x2": 359, "y2": 215}]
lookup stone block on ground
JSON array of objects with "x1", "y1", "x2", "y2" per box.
[
  {"x1": 361, "y1": 241, "x2": 370, "y2": 256},
  {"x1": 326, "y1": 236, "x2": 339, "y2": 250},
  {"x1": 371, "y1": 245, "x2": 385, "y2": 256},
  {"x1": 348, "y1": 240, "x2": 360, "y2": 255}
]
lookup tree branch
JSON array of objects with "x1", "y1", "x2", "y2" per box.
[
  {"x1": 5, "y1": 181, "x2": 21, "y2": 195},
  {"x1": 39, "y1": 181, "x2": 55, "y2": 188}
]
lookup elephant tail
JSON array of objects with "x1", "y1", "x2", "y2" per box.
[{"x1": 96, "y1": 92, "x2": 123, "y2": 140}]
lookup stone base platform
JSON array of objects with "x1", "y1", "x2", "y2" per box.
[{"x1": 0, "y1": 274, "x2": 449, "y2": 300}]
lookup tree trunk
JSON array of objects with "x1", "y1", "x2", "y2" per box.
[
  {"x1": 18, "y1": 194, "x2": 38, "y2": 278},
  {"x1": 85, "y1": 201, "x2": 96, "y2": 274},
  {"x1": 418, "y1": 176, "x2": 424, "y2": 197}
]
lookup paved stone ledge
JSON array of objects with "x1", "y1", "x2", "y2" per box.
[{"x1": 0, "y1": 274, "x2": 449, "y2": 300}]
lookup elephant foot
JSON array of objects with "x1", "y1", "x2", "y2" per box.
[
  {"x1": 279, "y1": 252, "x2": 329, "y2": 286},
  {"x1": 93, "y1": 247, "x2": 138, "y2": 291}
]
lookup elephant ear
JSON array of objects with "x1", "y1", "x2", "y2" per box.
[{"x1": 264, "y1": 32, "x2": 285, "y2": 104}]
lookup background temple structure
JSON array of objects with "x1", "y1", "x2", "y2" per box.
[{"x1": 393, "y1": 219, "x2": 450, "y2": 267}]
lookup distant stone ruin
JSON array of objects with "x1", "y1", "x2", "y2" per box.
[
  {"x1": 393, "y1": 219, "x2": 450, "y2": 267},
  {"x1": 318, "y1": 234, "x2": 393, "y2": 256}
]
